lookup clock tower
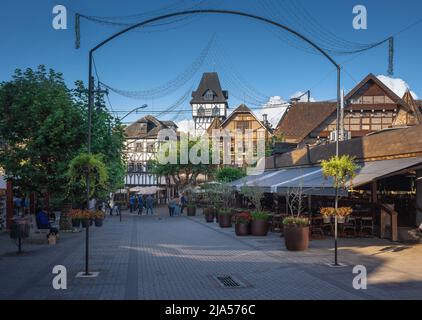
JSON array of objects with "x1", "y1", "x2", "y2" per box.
[{"x1": 191, "y1": 72, "x2": 229, "y2": 136}]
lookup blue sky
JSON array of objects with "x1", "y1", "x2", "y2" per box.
[{"x1": 1, "y1": 0, "x2": 422, "y2": 127}]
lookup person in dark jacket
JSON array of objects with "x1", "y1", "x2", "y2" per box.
[
  {"x1": 137, "y1": 195, "x2": 144, "y2": 215},
  {"x1": 36, "y1": 208, "x2": 58, "y2": 235}
]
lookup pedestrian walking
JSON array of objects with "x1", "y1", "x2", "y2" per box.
[
  {"x1": 146, "y1": 195, "x2": 154, "y2": 215},
  {"x1": 180, "y1": 193, "x2": 188, "y2": 215},
  {"x1": 137, "y1": 195, "x2": 144, "y2": 215},
  {"x1": 129, "y1": 194, "x2": 135, "y2": 213},
  {"x1": 168, "y1": 197, "x2": 176, "y2": 216}
]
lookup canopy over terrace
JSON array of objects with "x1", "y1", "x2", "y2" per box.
[
  {"x1": 129, "y1": 186, "x2": 165, "y2": 195},
  {"x1": 228, "y1": 157, "x2": 422, "y2": 196}
]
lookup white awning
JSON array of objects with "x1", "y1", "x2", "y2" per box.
[
  {"x1": 349, "y1": 157, "x2": 422, "y2": 187},
  {"x1": 228, "y1": 157, "x2": 422, "y2": 196},
  {"x1": 130, "y1": 186, "x2": 165, "y2": 194}
]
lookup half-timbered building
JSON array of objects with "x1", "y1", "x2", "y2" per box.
[
  {"x1": 275, "y1": 73, "x2": 422, "y2": 146},
  {"x1": 207, "y1": 104, "x2": 273, "y2": 166},
  {"x1": 191, "y1": 72, "x2": 229, "y2": 136},
  {"x1": 124, "y1": 115, "x2": 177, "y2": 202}
]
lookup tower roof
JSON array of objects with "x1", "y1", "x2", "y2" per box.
[{"x1": 191, "y1": 72, "x2": 228, "y2": 105}]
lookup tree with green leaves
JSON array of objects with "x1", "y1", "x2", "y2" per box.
[
  {"x1": 152, "y1": 138, "x2": 216, "y2": 189},
  {"x1": 0, "y1": 66, "x2": 84, "y2": 203},
  {"x1": 321, "y1": 155, "x2": 359, "y2": 265},
  {"x1": 72, "y1": 81, "x2": 126, "y2": 193},
  {"x1": 215, "y1": 167, "x2": 246, "y2": 183},
  {"x1": 67, "y1": 153, "x2": 109, "y2": 208}
]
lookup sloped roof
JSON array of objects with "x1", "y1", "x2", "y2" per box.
[
  {"x1": 266, "y1": 124, "x2": 422, "y2": 169},
  {"x1": 274, "y1": 102, "x2": 337, "y2": 143},
  {"x1": 125, "y1": 115, "x2": 173, "y2": 139},
  {"x1": 162, "y1": 120, "x2": 178, "y2": 128},
  {"x1": 402, "y1": 90, "x2": 422, "y2": 123},
  {"x1": 220, "y1": 104, "x2": 272, "y2": 132},
  {"x1": 345, "y1": 73, "x2": 412, "y2": 112},
  {"x1": 191, "y1": 72, "x2": 228, "y2": 104},
  {"x1": 206, "y1": 117, "x2": 223, "y2": 134}
]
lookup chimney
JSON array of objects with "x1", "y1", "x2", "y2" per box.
[{"x1": 262, "y1": 114, "x2": 268, "y2": 123}]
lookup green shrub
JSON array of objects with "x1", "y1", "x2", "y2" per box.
[
  {"x1": 282, "y1": 217, "x2": 309, "y2": 227},
  {"x1": 251, "y1": 211, "x2": 269, "y2": 221},
  {"x1": 218, "y1": 208, "x2": 232, "y2": 216}
]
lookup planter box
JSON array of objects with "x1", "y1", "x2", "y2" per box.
[
  {"x1": 218, "y1": 214, "x2": 232, "y2": 228},
  {"x1": 251, "y1": 220, "x2": 269, "y2": 236},
  {"x1": 235, "y1": 223, "x2": 250, "y2": 236},
  {"x1": 284, "y1": 226, "x2": 310, "y2": 251}
]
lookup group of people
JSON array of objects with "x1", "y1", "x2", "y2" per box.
[
  {"x1": 168, "y1": 194, "x2": 188, "y2": 217},
  {"x1": 129, "y1": 194, "x2": 154, "y2": 215}
]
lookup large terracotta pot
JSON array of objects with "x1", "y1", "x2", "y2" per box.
[
  {"x1": 251, "y1": 220, "x2": 269, "y2": 236},
  {"x1": 218, "y1": 214, "x2": 232, "y2": 228},
  {"x1": 204, "y1": 207, "x2": 214, "y2": 223},
  {"x1": 235, "y1": 223, "x2": 250, "y2": 236},
  {"x1": 284, "y1": 226, "x2": 310, "y2": 251}
]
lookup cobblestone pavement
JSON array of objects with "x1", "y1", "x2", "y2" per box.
[{"x1": 0, "y1": 206, "x2": 421, "y2": 300}]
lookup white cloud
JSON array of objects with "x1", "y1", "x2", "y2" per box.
[
  {"x1": 377, "y1": 75, "x2": 418, "y2": 99},
  {"x1": 290, "y1": 91, "x2": 316, "y2": 103},
  {"x1": 175, "y1": 119, "x2": 196, "y2": 135},
  {"x1": 257, "y1": 96, "x2": 289, "y2": 128}
]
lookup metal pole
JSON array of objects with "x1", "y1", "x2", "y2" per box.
[
  {"x1": 85, "y1": 51, "x2": 94, "y2": 276},
  {"x1": 334, "y1": 66, "x2": 341, "y2": 266}
]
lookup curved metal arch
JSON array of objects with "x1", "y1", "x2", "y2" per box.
[
  {"x1": 89, "y1": 9, "x2": 339, "y2": 68},
  {"x1": 87, "y1": 9, "x2": 341, "y2": 156}
]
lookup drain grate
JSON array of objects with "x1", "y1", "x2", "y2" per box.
[{"x1": 216, "y1": 276, "x2": 241, "y2": 288}]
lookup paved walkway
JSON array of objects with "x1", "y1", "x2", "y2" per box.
[{"x1": 0, "y1": 207, "x2": 421, "y2": 300}]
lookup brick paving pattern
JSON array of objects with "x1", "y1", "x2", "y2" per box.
[{"x1": 0, "y1": 206, "x2": 421, "y2": 300}]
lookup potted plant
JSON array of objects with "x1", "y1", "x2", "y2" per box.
[
  {"x1": 240, "y1": 185, "x2": 269, "y2": 236},
  {"x1": 321, "y1": 155, "x2": 359, "y2": 265},
  {"x1": 79, "y1": 210, "x2": 93, "y2": 228},
  {"x1": 283, "y1": 216, "x2": 310, "y2": 251},
  {"x1": 187, "y1": 203, "x2": 196, "y2": 216},
  {"x1": 233, "y1": 212, "x2": 252, "y2": 236},
  {"x1": 203, "y1": 207, "x2": 214, "y2": 223},
  {"x1": 250, "y1": 211, "x2": 270, "y2": 236},
  {"x1": 320, "y1": 207, "x2": 335, "y2": 224},
  {"x1": 283, "y1": 184, "x2": 310, "y2": 251},
  {"x1": 69, "y1": 209, "x2": 81, "y2": 228},
  {"x1": 218, "y1": 208, "x2": 232, "y2": 228},
  {"x1": 94, "y1": 211, "x2": 105, "y2": 227},
  {"x1": 336, "y1": 207, "x2": 353, "y2": 223}
]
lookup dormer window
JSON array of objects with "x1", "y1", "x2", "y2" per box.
[
  {"x1": 204, "y1": 90, "x2": 214, "y2": 101},
  {"x1": 139, "y1": 123, "x2": 148, "y2": 134}
]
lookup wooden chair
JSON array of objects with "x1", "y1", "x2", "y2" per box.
[
  {"x1": 311, "y1": 217, "x2": 325, "y2": 239},
  {"x1": 360, "y1": 217, "x2": 374, "y2": 237},
  {"x1": 343, "y1": 216, "x2": 357, "y2": 237}
]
